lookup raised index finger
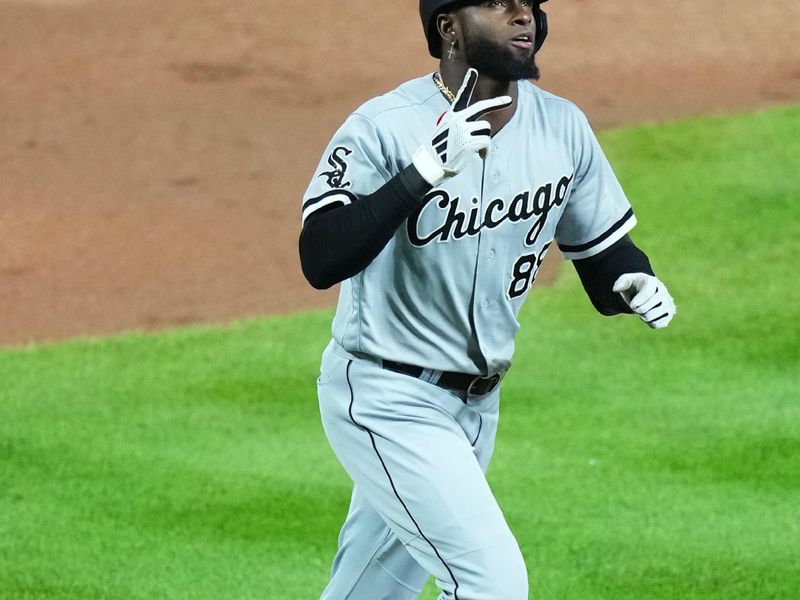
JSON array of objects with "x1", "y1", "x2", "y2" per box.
[{"x1": 452, "y1": 68, "x2": 479, "y2": 112}]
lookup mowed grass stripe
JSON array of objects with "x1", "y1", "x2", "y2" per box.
[{"x1": 1, "y1": 105, "x2": 799, "y2": 599}]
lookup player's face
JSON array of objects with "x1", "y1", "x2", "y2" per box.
[{"x1": 458, "y1": 0, "x2": 540, "y2": 81}]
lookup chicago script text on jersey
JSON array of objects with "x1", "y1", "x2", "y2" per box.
[{"x1": 406, "y1": 174, "x2": 573, "y2": 247}]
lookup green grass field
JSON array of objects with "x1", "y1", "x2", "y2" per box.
[{"x1": 2, "y1": 105, "x2": 799, "y2": 599}]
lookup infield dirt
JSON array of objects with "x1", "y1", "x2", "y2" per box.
[{"x1": 1, "y1": 0, "x2": 799, "y2": 346}]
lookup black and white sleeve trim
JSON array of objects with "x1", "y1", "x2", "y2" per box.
[
  {"x1": 301, "y1": 189, "x2": 358, "y2": 226},
  {"x1": 558, "y1": 208, "x2": 637, "y2": 260}
]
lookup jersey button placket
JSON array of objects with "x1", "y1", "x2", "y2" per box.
[
  {"x1": 472, "y1": 142, "x2": 509, "y2": 372},
  {"x1": 490, "y1": 143, "x2": 501, "y2": 181}
]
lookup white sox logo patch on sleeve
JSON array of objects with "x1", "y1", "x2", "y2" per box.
[
  {"x1": 318, "y1": 146, "x2": 353, "y2": 189},
  {"x1": 302, "y1": 145, "x2": 357, "y2": 224}
]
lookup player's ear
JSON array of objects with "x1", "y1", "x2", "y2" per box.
[{"x1": 436, "y1": 13, "x2": 459, "y2": 52}]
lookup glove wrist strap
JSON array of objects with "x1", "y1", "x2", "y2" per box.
[{"x1": 412, "y1": 145, "x2": 447, "y2": 187}]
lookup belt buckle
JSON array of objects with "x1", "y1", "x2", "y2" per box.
[{"x1": 466, "y1": 373, "x2": 501, "y2": 397}]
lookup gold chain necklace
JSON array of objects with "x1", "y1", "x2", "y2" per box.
[{"x1": 432, "y1": 72, "x2": 455, "y2": 103}]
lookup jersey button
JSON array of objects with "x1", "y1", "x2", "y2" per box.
[
  {"x1": 491, "y1": 170, "x2": 501, "y2": 182},
  {"x1": 488, "y1": 249, "x2": 496, "y2": 260}
]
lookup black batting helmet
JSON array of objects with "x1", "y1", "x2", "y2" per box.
[{"x1": 419, "y1": 0, "x2": 549, "y2": 59}]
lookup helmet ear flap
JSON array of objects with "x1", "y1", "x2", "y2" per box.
[
  {"x1": 422, "y1": 0, "x2": 458, "y2": 59},
  {"x1": 427, "y1": 16, "x2": 442, "y2": 58},
  {"x1": 533, "y1": 4, "x2": 548, "y2": 53}
]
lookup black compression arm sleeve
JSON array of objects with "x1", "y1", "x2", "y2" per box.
[
  {"x1": 299, "y1": 164, "x2": 432, "y2": 289},
  {"x1": 572, "y1": 235, "x2": 655, "y2": 315}
]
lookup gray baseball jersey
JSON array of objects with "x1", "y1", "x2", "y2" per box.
[{"x1": 302, "y1": 74, "x2": 636, "y2": 377}]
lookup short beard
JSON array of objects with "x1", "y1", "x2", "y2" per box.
[{"x1": 462, "y1": 27, "x2": 540, "y2": 82}]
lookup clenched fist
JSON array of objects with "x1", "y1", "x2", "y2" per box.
[{"x1": 613, "y1": 273, "x2": 676, "y2": 329}]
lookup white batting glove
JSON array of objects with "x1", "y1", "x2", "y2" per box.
[
  {"x1": 412, "y1": 68, "x2": 512, "y2": 186},
  {"x1": 613, "y1": 273, "x2": 676, "y2": 329}
]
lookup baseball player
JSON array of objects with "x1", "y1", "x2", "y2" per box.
[{"x1": 299, "y1": 1, "x2": 676, "y2": 598}]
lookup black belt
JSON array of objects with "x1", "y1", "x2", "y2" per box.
[{"x1": 382, "y1": 360, "x2": 502, "y2": 397}]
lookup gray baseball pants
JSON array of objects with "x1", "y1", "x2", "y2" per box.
[{"x1": 317, "y1": 341, "x2": 527, "y2": 600}]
